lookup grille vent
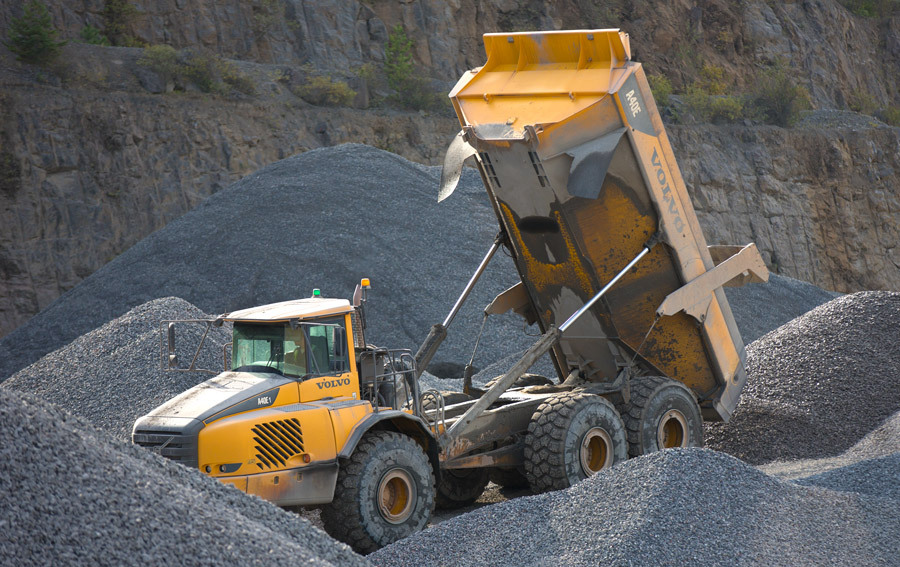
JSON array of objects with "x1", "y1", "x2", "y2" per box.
[
  {"x1": 252, "y1": 418, "x2": 304, "y2": 470},
  {"x1": 133, "y1": 430, "x2": 198, "y2": 469}
]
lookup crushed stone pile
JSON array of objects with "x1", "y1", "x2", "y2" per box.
[
  {"x1": 370, "y1": 448, "x2": 900, "y2": 567},
  {"x1": 0, "y1": 144, "x2": 525, "y2": 382},
  {"x1": 0, "y1": 389, "x2": 368, "y2": 567},
  {"x1": 721, "y1": 273, "x2": 840, "y2": 343},
  {"x1": 728, "y1": 405, "x2": 900, "y2": 482},
  {"x1": 796, "y1": 453, "x2": 900, "y2": 501},
  {"x1": 705, "y1": 291, "x2": 900, "y2": 465},
  {"x1": 0, "y1": 144, "x2": 839, "y2": 384},
  {"x1": 2, "y1": 298, "x2": 230, "y2": 443},
  {"x1": 845, "y1": 408, "x2": 900, "y2": 461}
]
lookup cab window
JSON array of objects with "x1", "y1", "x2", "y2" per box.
[
  {"x1": 231, "y1": 318, "x2": 349, "y2": 378},
  {"x1": 306, "y1": 316, "x2": 350, "y2": 375}
]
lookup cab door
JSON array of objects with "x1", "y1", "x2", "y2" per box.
[{"x1": 297, "y1": 315, "x2": 359, "y2": 402}]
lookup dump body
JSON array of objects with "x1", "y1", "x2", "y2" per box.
[{"x1": 447, "y1": 30, "x2": 767, "y2": 421}]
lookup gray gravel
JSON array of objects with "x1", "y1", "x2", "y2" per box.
[
  {"x1": 760, "y1": 408, "x2": 900, "y2": 481},
  {"x1": 846, "y1": 408, "x2": 900, "y2": 460},
  {"x1": 0, "y1": 144, "x2": 527, "y2": 382},
  {"x1": 722, "y1": 273, "x2": 840, "y2": 344},
  {"x1": 0, "y1": 388, "x2": 368, "y2": 567},
  {"x1": 795, "y1": 452, "x2": 900, "y2": 501},
  {"x1": 370, "y1": 448, "x2": 900, "y2": 567},
  {"x1": 2, "y1": 297, "x2": 230, "y2": 442},
  {"x1": 0, "y1": 144, "x2": 840, "y2": 386},
  {"x1": 705, "y1": 291, "x2": 900, "y2": 465}
]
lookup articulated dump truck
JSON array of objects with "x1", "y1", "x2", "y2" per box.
[{"x1": 134, "y1": 29, "x2": 768, "y2": 554}]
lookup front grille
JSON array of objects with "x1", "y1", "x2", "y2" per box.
[
  {"x1": 252, "y1": 418, "x2": 304, "y2": 470},
  {"x1": 133, "y1": 430, "x2": 199, "y2": 469}
]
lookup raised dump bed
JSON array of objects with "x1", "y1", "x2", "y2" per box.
[{"x1": 442, "y1": 29, "x2": 767, "y2": 421}]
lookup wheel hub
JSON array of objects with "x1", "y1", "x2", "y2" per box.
[
  {"x1": 657, "y1": 409, "x2": 688, "y2": 448},
  {"x1": 378, "y1": 468, "x2": 416, "y2": 524},
  {"x1": 580, "y1": 427, "x2": 613, "y2": 475}
]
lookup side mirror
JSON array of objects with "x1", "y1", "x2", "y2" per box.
[{"x1": 167, "y1": 322, "x2": 178, "y2": 368}]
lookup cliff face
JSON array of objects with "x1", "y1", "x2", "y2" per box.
[
  {"x1": 672, "y1": 120, "x2": 900, "y2": 293},
  {"x1": 3, "y1": 0, "x2": 898, "y2": 106},
  {"x1": 1, "y1": 0, "x2": 899, "y2": 337}
]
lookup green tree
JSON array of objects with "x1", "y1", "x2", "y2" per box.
[
  {"x1": 79, "y1": 24, "x2": 110, "y2": 46},
  {"x1": 4, "y1": 1, "x2": 67, "y2": 65},
  {"x1": 384, "y1": 24, "x2": 414, "y2": 92},
  {"x1": 383, "y1": 24, "x2": 437, "y2": 110}
]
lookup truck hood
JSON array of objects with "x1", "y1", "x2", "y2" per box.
[{"x1": 142, "y1": 371, "x2": 293, "y2": 425}]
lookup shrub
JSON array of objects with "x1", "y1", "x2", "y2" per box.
[
  {"x1": 294, "y1": 73, "x2": 355, "y2": 106},
  {"x1": 648, "y1": 74, "x2": 672, "y2": 108},
  {"x1": 838, "y1": 0, "x2": 900, "y2": 17},
  {"x1": 697, "y1": 63, "x2": 729, "y2": 95},
  {"x1": 4, "y1": 1, "x2": 67, "y2": 65},
  {"x1": 747, "y1": 63, "x2": 811, "y2": 126},
  {"x1": 685, "y1": 85, "x2": 744, "y2": 123},
  {"x1": 138, "y1": 44, "x2": 179, "y2": 84},
  {"x1": 849, "y1": 89, "x2": 878, "y2": 115},
  {"x1": 139, "y1": 46, "x2": 257, "y2": 96},
  {"x1": 79, "y1": 24, "x2": 110, "y2": 46},
  {"x1": 182, "y1": 52, "x2": 223, "y2": 93},
  {"x1": 878, "y1": 106, "x2": 900, "y2": 126},
  {"x1": 221, "y1": 61, "x2": 256, "y2": 96},
  {"x1": 707, "y1": 95, "x2": 744, "y2": 123}
]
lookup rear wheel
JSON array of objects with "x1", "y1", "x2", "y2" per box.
[
  {"x1": 620, "y1": 376, "x2": 703, "y2": 458},
  {"x1": 321, "y1": 431, "x2": 434, "y2": 554},
  {"x1": 523, "y1": 392, "x2": 627, "y2": 493},
  {"x1": 435, "y1": 467, "x2": 490, "y2": 509}
]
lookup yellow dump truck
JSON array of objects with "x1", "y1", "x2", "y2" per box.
[{"x1": 134, "y1": 29, "x2": 767, "y2": 553}]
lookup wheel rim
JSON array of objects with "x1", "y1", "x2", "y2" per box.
[
  {"x1": 657, "y1": 409, "x2": 688, "y2": 448},
  {"x1": 580, "y1": 427, "x2": 613, "y2": 475},
  {"x1": 378, "y1": 468, "x2": 416, "y2": 524}
]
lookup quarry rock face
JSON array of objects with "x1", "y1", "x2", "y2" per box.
[
  {"x1": 673, "y1": 120, "x2": 900, "y2": 294},
  {"x1": 1, "y1": 0, "x2": 900, "y2": 338}
]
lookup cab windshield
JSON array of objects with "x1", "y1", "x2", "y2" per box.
[{"x1": 231, "y1": 318, "x2": 348, "y2": 378}]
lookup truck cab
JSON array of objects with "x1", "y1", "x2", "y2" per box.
[{"x1": 133, "y1": 293, "x2": 430, "y2": 514}]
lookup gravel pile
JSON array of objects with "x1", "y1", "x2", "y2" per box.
[
  {"x1": 721, "y1": 273, "x2": 840, "y2": 344},
  {"x1": 0, "y1": 389, "x2": 368, "y2": 567},
  {"x1": 2, "y1": 297, "x2": 230, "y2": 442},
  {"x1": 0, "y1": 144, "x2": 839, "y2": 385},
  {"x1": 705, "y1": 291, "x2": 900, "y2": 464},
  {"x1": 370, "y1": 448, "x2": 900, "y2": 567},
  {"x1": 796, "y1": 453, "x2": 900, "y2": 501},
  {"x1": 846, "y1": 409, "x2": 900, "y2": 460},
  {"x1": 0, "y1": 144, "x2": 526, "y2": 382}
]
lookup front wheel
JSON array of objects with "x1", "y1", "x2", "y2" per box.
[{"x1": 321, "y1": 431, "x2": 435, "y2": 554}]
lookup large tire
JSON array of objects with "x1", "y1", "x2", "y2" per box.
[
  {"x1": 620, "y1": 376, "x2": 703, "y2": 458},
  {"x1": 523, "y1": 392, "x2": 627, "y2": 493},
  {"x1": 435, "y1": 467, "x2": 490, "y2": 509},
  {"x1": 321, "y1": 431, "x2": 435, "y2": 554}
]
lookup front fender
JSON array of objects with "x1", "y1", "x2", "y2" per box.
[{"x1": 338, "y1": 411, "x2": 441, "y2": 478}]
